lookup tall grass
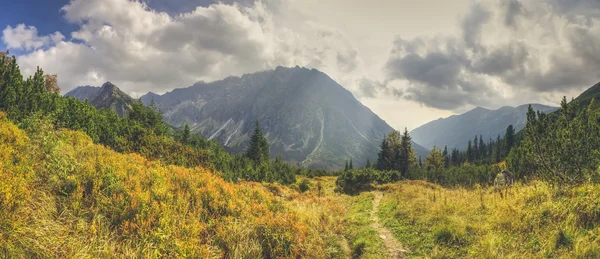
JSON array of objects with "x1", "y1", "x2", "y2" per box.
[
  {"x1": 0, "y1": 112, "x2": 347, "y2": 258},
  {"x1": 378, "y1": 180, "x2": 600, "y2": 258}
]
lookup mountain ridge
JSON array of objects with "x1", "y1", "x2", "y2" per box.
[
  {"x1": 411, "y1": 103, "x2": 558, "y2": 150},
  {"x1": 141, "y1": 66, "x2": 428, "y2": 169}
]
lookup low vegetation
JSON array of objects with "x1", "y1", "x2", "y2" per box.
[
  {"x1": 377, "y1": 180, "x2": 600, "y2": 258},
  {"x1": 0, "y1": 113, "x2": 346, "y2": 258}
]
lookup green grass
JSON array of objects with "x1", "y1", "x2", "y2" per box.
[
  {"x1": 344, "y1": 192, "x2": 388, "y2": 259},
  {"x1": 377, "y1": 180, "x2": 600, "y2": 258}
]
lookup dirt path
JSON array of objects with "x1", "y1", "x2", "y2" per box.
[{"x1": 371, "y1": 191, "x2": 407, "y2": 258}]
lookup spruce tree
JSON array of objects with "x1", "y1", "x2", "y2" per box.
[
  {"x1": 365, "y1": 159, "x2": 372, "y2": 168},
  {"x1": 398, "y1": 128, "x2": 415, "y2": 178},
  {"x1": 443, "y1": 145, "x2": 449, "y2": 168},
  {"x1": 376, "y1": 137, "x2": 393, "y2": 170},
  {"x1": 479, "y1": 135, "x2": 485, "y2": 159},
  {"x1": 467, "y1": 140, "x2": 473, "y2": 163},
  {"x1": 349, "y1": 159, "x2": 353, "y2": 170},
  {"x1": 504, "y1": 125, "x2": 515, "y2": 155},
  {"x1": 181, "y1": 123, "x2": 191, "y2": 144},
  {"x1": 246, "y1": 121, "x2": 269, "y2": 164}
]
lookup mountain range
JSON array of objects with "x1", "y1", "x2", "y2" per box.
[
  {"x1": 67, "y1": 66, "x2": 428, "y2": 169},
  {"x1": 410, "y1": 104, "x2": 558, "y2": 150}
]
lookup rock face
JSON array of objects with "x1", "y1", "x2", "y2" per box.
[
  {"x1": 65, "y1": 82, "x2": 135, "y2": 115},
  {"x1": 141, "y1": 66, "x2": 429, "y2": 169},
  {"x1": 410, "y1": 104, "x2": 558, "y2": 150}
]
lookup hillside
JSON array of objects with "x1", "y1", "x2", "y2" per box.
[
  {"x1": 0, "y1": 112, "x2": 351, "y2": 258},
  {"x1": 66, "y1": 82, "x2": 135, "y2": 115},
  {"x1": 141, "y1": 66, "x2": 428, "y2": 169},
  {"x1": 574, "y1": 81, "x2": 600, "y2": 108},
  {"x1": 411, "y1": 104, "x2": 557, "y2": 150}
]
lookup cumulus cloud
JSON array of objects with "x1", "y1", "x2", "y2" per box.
[
  {"x1": 383, "y1": 0, "x2": 600, "y2": 110},
  {"x1": 5, "y1": 0, "x2": 359, "y2": 96},
  {"x1": 2, "y1": 24, "x2": 64, "y2": 51}
]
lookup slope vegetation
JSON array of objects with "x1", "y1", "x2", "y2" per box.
[
  {"x1": 0, "y1": 112, "x2": 347, "y2": 258},
  {"x1": 376, "y1": 181, "x2": 600, "y2": 258}
]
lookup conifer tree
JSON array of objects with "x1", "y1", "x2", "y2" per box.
[
  {"x1": 365, "y1": 159, "x2": 371, "y2": 169},
  {"x1": 246, "y1": 121, "x2": 270, "y2": 164},
  {"x1": 467, "y1": 140, "x2": 473, "y2": 163},
  {"x1": 181, "y1": 123, "x2": 191, "y2": 144},
  {"x1": 479, "y1": 135, "x2": 485, "y2": 159},
  {"x1": 376, "y1": 136, "x2": 393, "y2": 170},
  {"x1": 349, "y1": 159, "x2": 353, "y2": 170},
  {"x1": 504, "y1": 125, "x2": 515, "y2": 155},
  {"x1": 442, "y1": 145, "x2": 449, "y2": 168},
  {"x1": 398, "y1": 128, "x2": 415, "y2": 178}
]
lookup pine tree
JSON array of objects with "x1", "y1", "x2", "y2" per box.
[
  {"x1": 181, "y1": 123, "x2": 191, "y2": 144},
  {"x1": 365, "y1": 159, "x2": 372, "y2": 168},
  {"x1": 246, "y1": 121, "x2": 269, "y2": 164},
  {"x1": 504, "y1": 125, "x2": 515, "y2": 155},
  {"x1": 398, "y1": 128, "x2": 415, "y2": 178},
  {"x1": 467, "y1": 140, "x2": 473, "y2": 163},
  {"x1": 344, "y1": 160, "x2": 349, "y2": 171},
  {"x1": 473, "y1": 135, "x2": 479, "y2": 161},
  {"x1": 479, "y1": 134, "x2": 485, "y2": 159},
  {"x1": 349, "y1": 159, "x2": 354, "y2": 170},
  {"x1": 442, "y1": 145, "x2": 449, "y2": 168},
  {"x1": 494, "y1": 134, "x2": 502, "y2": 162},
  {"x1": 376, "y1": 136, "x2": 393, "y2": 171}
]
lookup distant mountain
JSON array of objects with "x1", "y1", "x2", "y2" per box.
[
  {"x1": 141, "y1": 66, "x2": 428, "y2": 169},
  {"x1": 411, "y1": 104, "x2": 558, "y2": 150},
  {"x1": 65, "y1": 82, "x2": 135, "y2": 115}
]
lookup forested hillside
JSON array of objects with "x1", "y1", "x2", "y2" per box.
[{"x1": 0, "y1": 52, "x2": 333, "y2": 185}]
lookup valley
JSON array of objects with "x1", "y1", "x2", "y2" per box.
[{"x1": 3, "y1": 47, "x2": 600, "y2": 258}]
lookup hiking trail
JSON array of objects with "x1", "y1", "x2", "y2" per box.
[{"x1": 371, "y1": 191, "x2": 407, "y2": 258}]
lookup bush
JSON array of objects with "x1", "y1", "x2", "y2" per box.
[{"x1": 299, "y1": 179, "x2": 310, "y2": 193}]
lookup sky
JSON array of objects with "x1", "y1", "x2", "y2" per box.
[{"x1": 2, "y1": 0, "x2": 600, "y2": 130}]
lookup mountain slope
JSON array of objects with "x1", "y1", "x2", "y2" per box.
[
  {"x1": 65, "y1": 82, "x2": 135, "y2": 115},
  {"x1": 574, "y1": 81, "x2": 600, "y2": 108},
  {"x1": 141, "y1": 66, "x2": 428, "y2": 169},
  {"x1": 411, "y1": 104, "x2": 558, "y2": 150}
]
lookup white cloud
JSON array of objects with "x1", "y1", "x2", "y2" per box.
[
  {"x1": 2, "y1": 24, "x2": 64, "y2": 51},
  {"x1": 6, "y1": 0, "x2": 600, "y2": 130},
  {"x1": 9, "y1": 0, "x2": 359, "y2": 99}
]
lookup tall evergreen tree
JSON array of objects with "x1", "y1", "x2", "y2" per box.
[
  {"x1": 504, "y1": 125, "x2": 516, "y2": 154},
  {"x1": 181, "y1": 123, "x2": 191, "y2": 144},
  {"x1": 376, "y1": 135, "x2": 394, "y2": 171},
  {"x1": 442, "y1": 145, "x2": 449, "y2": 168},
  {"x1": 494, "y1": 134, "x2": 502, "y2": 162},
  {"x1": 365, "y1": 159, "x2": 372, "y2": 169},
  {"x1": 349, "y1": 159, "x2": 353, "y2": 170},
  {"x1": 467, "y1": 140, "x2": 473, "y2": 163},
  {"x1": 246, "y1": 121, "x2": 270, "y2": 164},
  {"x1": 398, "y1": 128, "x2": 415, "y2": 178},
  {"x1": 479, "y1": 134, "x2": 485, "y2": 159}
]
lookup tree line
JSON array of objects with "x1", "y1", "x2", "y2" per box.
[
  {"x1": 0, "y1": 51, "x2": 329, "y2": 185},
  {"x1": 336, "y1": 96, "x2": 600, "y2": 193}
]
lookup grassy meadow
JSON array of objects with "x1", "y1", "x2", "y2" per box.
[{"x1": 377, "y1": 180, "x2": 600, "y2": 258}]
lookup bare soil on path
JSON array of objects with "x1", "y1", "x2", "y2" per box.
[{"x1": 371, "y1": 191, "x2": 407, "y2": 258}]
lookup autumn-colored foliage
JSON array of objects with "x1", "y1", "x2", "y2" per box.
[{"x1": 0, "y1": 112, "x2": 345, "y2": 258}]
